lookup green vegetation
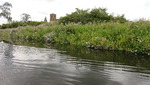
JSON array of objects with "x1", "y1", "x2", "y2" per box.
[
  {"x1": 21, "y1": 13, "x2": 31, "y2": 22},
  {"x1": 0, "y1": 20, "x2": 150, "y2": 55},
  {"x1": 0, "y1": 6, "x2": 149, "y2": 55},
  {"x1": 0, "y1": 2, "x2": 12, "y2": 22},
  {"x1": 0, "y1": 21, "x2": 46, "y2": 29},
  {"x1": 59, "y1": 8, "x2": 127, "y2": 25}
]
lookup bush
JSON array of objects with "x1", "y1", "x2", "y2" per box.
[
  {"x1": 59, "y1": 8, "x2": 128, "y2": 25},
  {"x1": 0, "y1": 21, "x2": 46, "y2": 29},
  {"x1": 27, "y1": 21, "x2": 46, "y2": 26},
  {"x1": 0, "y1": 25, "x2": 2, "y2": 29},
  {"x1": 1, "y1": 24, "x2": 11, "y2": 29}
]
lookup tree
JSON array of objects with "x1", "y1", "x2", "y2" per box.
[
  {"x1": 90, "y1": 8, "x2": 110, "y2": 22},
  {"x1": 0, "y1": 2, "x2": 12, "y2": 23},
  {"x1": 59, "y1": 8, "x2": 128, "y2": 25},
  {"x1": 21, "y1": 13, "x2": 31, "y2": 22},
  {"x1": 44, "y1": 16, "x2": 47, "y2": 22}
]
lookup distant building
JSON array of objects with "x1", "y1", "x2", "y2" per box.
[{"x1": 50, "y1": 13, "x2": 58, "y2": 23}]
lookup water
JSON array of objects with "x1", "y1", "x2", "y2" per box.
[{"x1": 0, "y1": 41, "x2": 150, "y2": 85}]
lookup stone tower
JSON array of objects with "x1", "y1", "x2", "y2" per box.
[{"x1": 50, "y1": 13, "x2": 56, "y2": 23}]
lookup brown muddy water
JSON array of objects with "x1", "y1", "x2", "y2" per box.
[{"x1": 0, "y1": 41, "x2": 150, "y2": 85}]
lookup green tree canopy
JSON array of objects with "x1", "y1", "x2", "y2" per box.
[
  {"x1": 0, "y1": 2, "x2": 12, "y2": 23},
  {"x1": 21, "y1": 13, "x2": 31, "y2": 22},
  {"x1": 59, "y1": 8, "x2": 128, "y2": 24}
]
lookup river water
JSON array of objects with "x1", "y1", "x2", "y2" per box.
[{"x1": 0, "y1": 41, "x2": 150, "y2": 85}]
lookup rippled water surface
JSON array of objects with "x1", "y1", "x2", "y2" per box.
[{"x1": 0, "y1": 41, "x2": 150, "y2": 85}]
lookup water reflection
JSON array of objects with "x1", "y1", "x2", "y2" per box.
[
  {"x1": 4, "y1": 44, "x2": 14, "y2": 58},
  {"x1": 50, "y1": 44, "x2": 150, "y2": 73},
  {"x1": 0, "y1": 42, "x2": 150, "y2": 85}
]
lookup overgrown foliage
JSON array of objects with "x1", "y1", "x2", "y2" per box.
[
  {"x1": 0, "y1": 21, "x2": 149, "y2": 55},
  {"x1": 59, "y1": 8, "x2": 128, "y2": 24},
  {"x1": 0, "y1": 21, "x2": 46, "y2": 29}
]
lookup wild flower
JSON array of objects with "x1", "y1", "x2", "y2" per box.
[{"x1": 102, "y1": 37, "x2": 107, "y2": 41}]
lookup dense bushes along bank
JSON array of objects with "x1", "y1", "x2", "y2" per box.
[
  {"x1": 59, "y1": 8, "x2": 127, "y2": 25},
  {"x1": 0, "y1": 21, "x2": 149, "y2": 55},
  {"x1": 0, "y1": 21, "x2": 46, "y2": 29}
]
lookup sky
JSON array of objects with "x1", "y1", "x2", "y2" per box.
[{"x1": 0, "y1": 0, "x2": 150, "y2": 25}]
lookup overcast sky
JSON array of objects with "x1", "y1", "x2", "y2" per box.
[{"x1": 0, "y1": 0, "x2": 150, "y2": 25}]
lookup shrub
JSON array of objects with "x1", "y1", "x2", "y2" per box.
[
  {"x1": 0, "y1": 25, "x2": 2, "y2": 29},
  {"x1": 59, "y1": 8, "x2": 128, "y2": 25},
  {"x1": 0, "y1": 21, "x2": 46, "y2": 29}
]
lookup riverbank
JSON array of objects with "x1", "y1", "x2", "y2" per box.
[{"x1": 0, "y1": 21, "x2": 150, "y2": 55}]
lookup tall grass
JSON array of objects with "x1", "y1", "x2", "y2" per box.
[{"x1": 0, "y1": 21, "x2": 149, "y2": 55}]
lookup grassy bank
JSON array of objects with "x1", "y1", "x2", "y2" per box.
[{"x1": 0, "y1": 21, "x2": 150, "y2": 55}]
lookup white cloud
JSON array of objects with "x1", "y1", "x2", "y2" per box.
[{"x1": 1, "y1": 0, "x2": 150, "y2": 25}]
